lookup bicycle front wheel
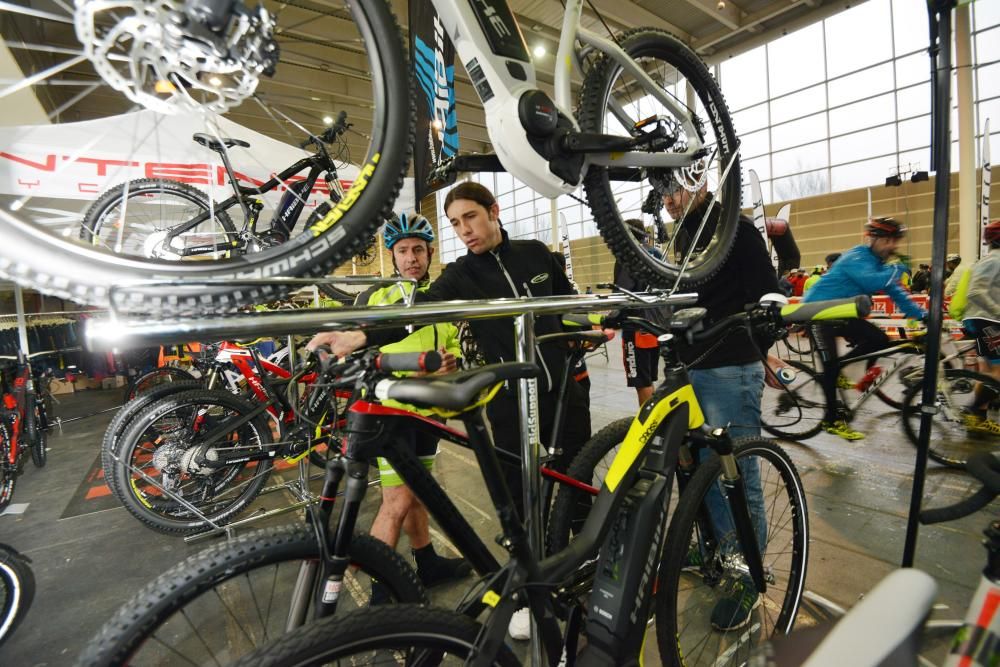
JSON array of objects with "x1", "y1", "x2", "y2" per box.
[
  {"x1": 0, "y1": 544, "x2": 35, "y2": 647},
  {"x1": 78, "y1": 527, "x2": 427, "y2": 666},
  {"x1": 579, "y1": 28, "x2": 741, "y2": 288},
  {"x1": 901, "y1": 369, "x2": 1000, "y2": 468},
  {"x1": 25, "y1": 395, "x2": 46, "y2": 468},
  {"x1": 229, "y1": 605, "x2": 519, "y2": 667},
  {"x1": 108, "y1": 388, "x2": 275, "y2": 534},
  {"x1": 760, "y1": 360, "x2": 826, "y2": 440},
  {"x1": 657, "y1": 438, "x2": 809, "y2": 667},
  {"x1": 122, "y1": 366, "x2": 199, "y2": 403},
  {"x1": 0, "y1": 1, "x2": 412, "y2": 316}
]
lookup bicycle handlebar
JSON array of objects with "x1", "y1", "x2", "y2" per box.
[
  {"x1": 376, "y1": 351, "x2": 442, "y2": 374},
  {"x1": 921, "y1": 453, "x2": 1000, "y2": 525},
  {"x1": 300, "y1": 111, "x2": 350, "y2": 149}
]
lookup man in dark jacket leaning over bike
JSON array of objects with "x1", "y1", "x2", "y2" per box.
[{"x1": 308, "y1": 181, "x2": 591, "y2": 521}]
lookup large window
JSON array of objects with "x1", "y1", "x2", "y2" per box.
[
  {"x1": 436, "y1": 0, "x2": 999, "y2": 261},
  {"x1": 720, "y1": 0, "x2": 999, "y2": 202}
]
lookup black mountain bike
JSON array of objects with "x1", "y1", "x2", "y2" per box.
[
  {"x1": 217, "y1": 298, "x2": 871, "y2": 667},
  {"x1": 0, "y1": 543, "x2": 34, "y2": 648},
  {"x1": 79, "y1": 113, "x2": 350, "y2": 259}
]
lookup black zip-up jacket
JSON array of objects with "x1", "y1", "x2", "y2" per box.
[
  {"x1": 678, "y1": 198, "x2": 779, "y2": 369},
  {"x1": 368, "y1": 229, "x2": 574, "y2": 392}
]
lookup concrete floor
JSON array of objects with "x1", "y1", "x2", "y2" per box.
[{"x1": 0, "y1": 341, "x2": 992, "y2": 665}]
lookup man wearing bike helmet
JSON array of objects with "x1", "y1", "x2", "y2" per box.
[
  {"x1": 803, "y1": 216, "x2": 928, "y2": 440},
  {"x1": 948, "y1": 220, "x2": 1000, "y2": 435},
  {"x1": 355, "y1": 212, "x2": 471, "y2": 589}
]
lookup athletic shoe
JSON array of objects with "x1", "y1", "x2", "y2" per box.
[
  {"x1": 681, "y1": 545, "x2": 705, "y2": 574},
  {"x1": 711, "y1": 576, "x2": 761, "y2": 631},
  {"x1": 508, "y1": 607, "x2": 531, "y2": 641},
  {"x1": 414, "y1": 553, "x2": 473, "y2": 588},
  {"x1": 821, "y1": 420, "x2": 865, "y2": 441},
  {"x1": 963, "y1": 411, "x2": 1000, "y2": 436}
]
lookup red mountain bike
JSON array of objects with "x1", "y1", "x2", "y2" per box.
[{"x1": 0, "y1": 351, "x2": 52, "y2": 512}]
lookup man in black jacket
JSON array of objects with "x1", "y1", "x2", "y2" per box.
[
  {"x1": 308, "y1": 182, "x2": 591, "y2": 520},
  {"x1": 665, "y1": 174, "x2": 781, "y2": 632}
]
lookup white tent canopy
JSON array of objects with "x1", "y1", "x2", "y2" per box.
[{"x1": 0, "y1": 109, "x2": 413, "y2": 235}]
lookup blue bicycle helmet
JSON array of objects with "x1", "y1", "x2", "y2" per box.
[{"x1": 384, "y1": 212, "x2": 435, "y2": 249}]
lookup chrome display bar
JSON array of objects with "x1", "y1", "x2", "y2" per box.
[{"x1": 85, "y1": 292, "x2": 698, "y2": 350}]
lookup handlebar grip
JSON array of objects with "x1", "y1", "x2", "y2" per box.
[
  {"x1": 779, "y1": 295, "x2": 872, "y2": 325},
  {"x1": 376, "y1": 351, "x2": 442, "y2": 373}
]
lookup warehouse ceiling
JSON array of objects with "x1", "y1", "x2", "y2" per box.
[{"x1": 2, "y1": 0, "x2": 847, "y2": 160}]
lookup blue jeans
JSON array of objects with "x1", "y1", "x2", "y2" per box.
[{"x1": 689, "y1": 363, "x2": 768, "y2": 555}]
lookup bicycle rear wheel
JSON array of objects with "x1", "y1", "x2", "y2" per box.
[
  {"x1": 760, "y1": 360, "x2": 825, "y2": 440},
  {"x1": 228, "y1": 605, "x2": 519, "y2": 667},
  {"x1": 0, "y1": 1, "x2": 412, "y2": 316},
  {"x1": 25, "y1": 395, "x2": 46, "y2": 468},
  {"x1": 579, "y1": 28, "x2": 741, "y2": 288},
  {"x1": 657, "y1": 438, "x2": 809, "y2": 667},
  {"x1": 80, "y1": 178, "x2": 237, "y2": 259},
  {"x1": 0, "y1": 544, "x2": 35, "y2": 647},
  {"x1": 78, "y1": 526, "x2": 427, "y2": 666},
  {"x1": 122, "y1": 366, "x2": 199, "y2": 403},
  {"x1": 901, "y1": 369, "x2": 1000, "y2": 468},
  {"x1": 107, "y1": 388, "x2": 275, "y2": 534}
]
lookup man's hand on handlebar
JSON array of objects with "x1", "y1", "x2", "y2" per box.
[{"x1": 306, "y1": 330, "x2": 367, "y2": 358}]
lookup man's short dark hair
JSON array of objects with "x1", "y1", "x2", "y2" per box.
[
  {"x1": 443, "y1": 181, "x2": 496, "y2": 214},
  {"x1": 824, "y1": 252, "x2": 841, "y2": 266}
]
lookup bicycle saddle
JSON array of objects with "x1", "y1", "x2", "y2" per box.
[
  {"x1": 376, "y1": 362, "x2": 539, "y2": 411},
  {"x1": 192, "y1": 133, "x2": 251, "y2": 152}
]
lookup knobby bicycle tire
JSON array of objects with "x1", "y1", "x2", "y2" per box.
[
  {"x1": 79, "y1": 178, "x2": 238, "y2": 258},
  {"x1": 228, "y1": 604, "x2": 519, "y2": 667},
  {"x1": 0, "y1": 544, "x2": 34, "y2": 647},
  {"x1": 108, "y1": 388, "x2": 275, "y2": 534},
  {"x1": 760, "y1": 359, "x2": 825, "y2": 440},
  {"x1": 657, "y1": 438, "x2": 809, "y2": 667},
  {"x1": 901, "y1": 368, "x2": 1000, "y2": 468},
  {"x1": 25, "y1": 395, "x2": 45, "y2": 468},
  {"x1": 0, "y1": 1, "x2": 412, "y2": 317},
  {"x1": 77, "y1": 526, "x2": 427, "y2": 667},
  {"x1": 122, "y1": 366, "x2": 199, "y2": 403},
  {"x1": 579, "y1": 28, "x2": 741, "y2": 289},
  {"x1": 101, "y1": 379, "x2": 204, "y2": 490},
  {"x1": 547, "y1": 417, "x2": 632, "y2": 554}
]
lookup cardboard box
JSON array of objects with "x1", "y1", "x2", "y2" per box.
[
  {"x1": 101, "y1": 378, "x2": 115, "y2": 389},
  {"x1": 115, "y1": 375, "x2": 127, "y2": 388},
  {"x1": 49, "y1": 379, "x2": 74, "y2": 395},
  {"x1": 87, "y1": 378, "x2": 103, "y2": 390},
  {"x1": 73, "y1": 378, "x2": 90, "y2": 391}
]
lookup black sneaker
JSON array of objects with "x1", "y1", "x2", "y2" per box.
[
  {"x1": 415, "y1": 553, "x2": 472, "y2": 588},
  {"x1": 710, "y1": 576, "x2": 760, "y2": 631}
]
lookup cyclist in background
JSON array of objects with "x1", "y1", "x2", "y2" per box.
[
  {"x1": 356, "y1": 213, "x2": 471, "y2": 589},
  {"x1": 948, "y1": 220, "x2": 1000, "y2": 435},
  {"x1": 803, "y1": 217, "x2": 928, "y2": 440}
]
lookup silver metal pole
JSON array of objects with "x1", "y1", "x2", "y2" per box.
[
  {"x1": 13, "y1": 285, "x2": 30, "y2": 355},
  {"x1": 85, "y1": 292, "x2": 698, "y2": 351},
  {"x1": 514, "y1": 313, "x2": 542, "y2": 664}
]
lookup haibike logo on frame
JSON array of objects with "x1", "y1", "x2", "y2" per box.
[{"x1": 472, "y1": 0, "x2": 512, "y2": 39}]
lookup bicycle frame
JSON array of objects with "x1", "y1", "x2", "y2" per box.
[
  {"x1": 429, "y1": 0, "x2": 706, "y2": 198},
  {"x1": 164, "y1": 154, "x2": 331, "y2": 257}
]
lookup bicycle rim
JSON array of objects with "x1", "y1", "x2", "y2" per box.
[
  {"x1": 113, "y1": 389, "x2": 274, "y2": 533},
  {"x1": 0, "y1": 1, "x2": 412, "y2": 315},
  {"x1": 902, "y1": 369, "x2": 1000, "y2": 468},
  {"x1": 658, "y1": 439, "x2": 809, "y2": 666},
  {"x1": 579, "y1": 28, "x2": 741, "y2": 289},
  {"x1": 760, "y1": 360, "x2": 825, "y2": 440},
  {"x1": 78, "y1": 527, "x2": 427, "y2": 666},
  {"x1": 0, "y1": 546, "x2": 35, "y2": 646}
]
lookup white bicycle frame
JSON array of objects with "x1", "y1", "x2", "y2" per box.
[{"x1": 430, "y1": 0, "x2": 706, "y2": 198}]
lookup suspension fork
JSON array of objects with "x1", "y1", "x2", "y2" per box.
[{"x1": 693, "y1": 427, "x2": 767, "y2": 592}]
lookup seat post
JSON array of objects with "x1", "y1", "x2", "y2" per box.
[{"x1": 216, "y1": 146, "x2": 253, "y2": 223}]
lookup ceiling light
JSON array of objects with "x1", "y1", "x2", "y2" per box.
[
  {"x1": 885, "y1": 175, "x2": 903, "y2": 187},
  {"x1": 323, "y1": 115, "x2": 334, "y2": 125},
  {"x1": 208, "y1": 76, "x2": 222, "y2": 87},
  {"x1": 431, "y1": 119, "x2": 444, "y2": 131},
  {"x1": 533, "y1": 44, "x2": 546, "y2": 58},
  {"x1": 911, "y1": 171, "x2": 929, "y2": 183},
  {"x1": 717, "y1": 0, "x2": 726, "y2": 9},
  {"x1": 311, "y1": 96, "x2": 321, "y2": 102},
  {"x1": 9, "y1": 199, "x2": 23, "y2": 212}
]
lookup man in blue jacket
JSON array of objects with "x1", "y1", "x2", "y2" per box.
[{"x1": 803, "y1": 217, "x2": 927, "y2": 439}]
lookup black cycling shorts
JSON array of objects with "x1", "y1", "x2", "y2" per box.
[{"x1": 622, "y1": 329, "x2": 659, "y2": 388}]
